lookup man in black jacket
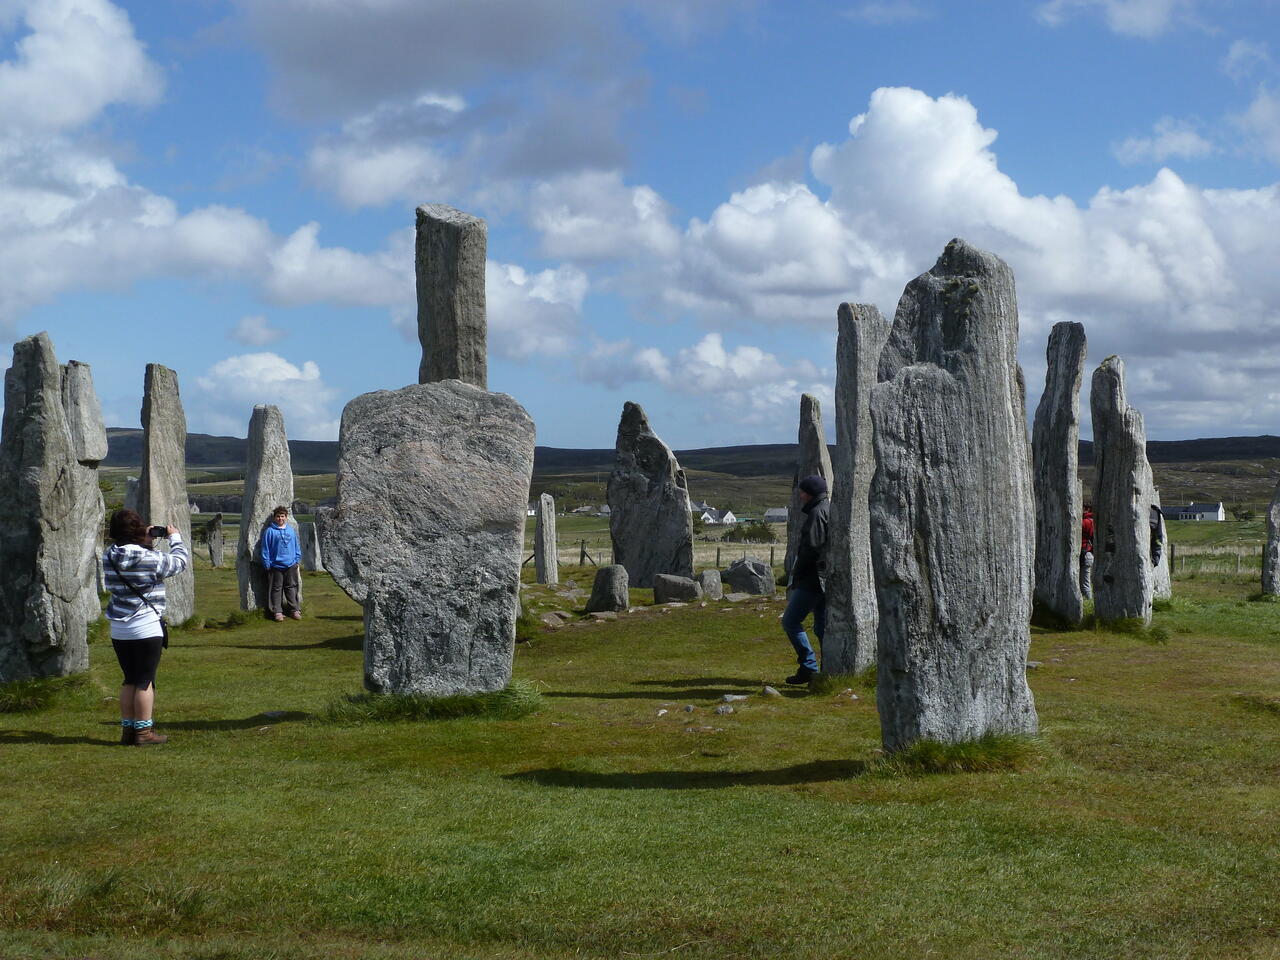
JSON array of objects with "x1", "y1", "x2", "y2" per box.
[{"x1": 782, "y1": 475, "x2": 829, "y2": 685}]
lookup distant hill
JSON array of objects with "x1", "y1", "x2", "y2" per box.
[{"x1": 103, "y1": 429, "x2": 1280, "y2": 477}]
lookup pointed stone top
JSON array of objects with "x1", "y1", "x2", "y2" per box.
[
  {"x1": 619, "y1": 401, "x2": 652, "y2": 436},
  {"x1": 800, "y1": 393, "x2": 821, "y2": 420},
  {"x1": 416, "y1": 204, "x2": 486, "y2": 229},
  {"x1": 932, "y1": 237, "x2": 1007, "y2": 278},
  {"x1": 1092, "y1": 355, "x2": 1128, "y2": 407}
]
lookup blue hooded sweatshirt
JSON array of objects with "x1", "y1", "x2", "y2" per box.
[{"x1": 260, "y1": 522, "x2": 301, "y2": 569}]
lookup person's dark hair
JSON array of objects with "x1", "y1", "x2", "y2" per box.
[
  {"x1": 109, "y1": 509, "x2": 149, "y2": 545},
  {"x1": 798, "y1": 475, "x2": 828, "y2": 497},
  {"x1": 272, "y1": 505, "x2": 288, "y2": 517}
]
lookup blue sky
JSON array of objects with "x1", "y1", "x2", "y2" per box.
[{"x1": 2, "y1": 0, "x2": 1278, "y2": 448}]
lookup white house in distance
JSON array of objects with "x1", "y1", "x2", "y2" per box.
[
  {"x1": 763, "y1": 507, "x2": 789, "y2": 524},
  {"x1": 1160, "y1": 501, "x2": 1226, "y2": 522},
  {"x1": 699, "y1": 508, "x2": 737, "y2": 525}
]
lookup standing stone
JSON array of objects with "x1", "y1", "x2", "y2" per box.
[
  {"x1": 534, "y1": 493, "x2": 559, "y2": 585},
  {"x1": 135, "y1": 364, "x2": 194, "y2": 624},
  {"x1": 824, "y1": 303, "x2": 891, "y2": 676},
  {"x1": 61, "y1": 361, "x2": 108, "y2": 627},
  {"x1": 870, "y1": 239, "x2": 1038, "y2": 752},
  {"x1": 0, "y1": 334, "x2": 91, "y2": 680},
  {"x1": 785, "y1": 394, "x2": 834, "y2": 578},
  {"x1": 207, "y1": 513, "x2": 225, "y2": 567},
  {"x1": 299, "y1": 521, "x2": 323, "y2": 572},
  {"x1": 324, "y1": 380, "x2": 534, "y2": 696},
  {"x1": 123, "y1": 476, "x2": 139, "y2": 512},
  {"x1": 1090, "y1": 357, "x2": 1156, "y2": 625},
  {"x1": 237, "y1": 405, "x2": 296, "y2": 612},
  {"x1": 696, "y1": 569, "x2": 723, "y2": 600},
  {"x1": 1150, "y1": 494, "x2": 1172, "y2": 601},
  {"x1": 1264, "y1": 480, "x2": 1280, "y2": 595},
  {"x1": 723, "y1": 557, "x2": 776, "y2": 596},
  {"x1": 416, "y1": 204, "x2": 487, "y2": 389},
  {"x1": 1032, "y1": 321, "x2": 1087, "y2": 625},
  {"x1": 606, "y1": 402, "x2": 693, "y2": 588},
  {"x1": 586, "y1": 565, "x2": 630, "y2": 613}
]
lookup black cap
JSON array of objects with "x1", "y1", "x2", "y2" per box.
[{"x1": 798, "y1": 475, "x2": 828, "y2": 497}]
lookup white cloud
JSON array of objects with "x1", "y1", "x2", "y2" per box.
[
  {"x1": 1232, "y1": 86, "x2": 1280, "y2": 163},
  {"x1": 843, "y1": 2, "x2": 930, "y2": 25},
  {"x1": 195, "y1": 352, "x2": 339, "y2": 441},
  {"x1": 530, "y1": 170, "x2": 680, "y2": 261},
  {"x1": 486, "y1": 261, "x2": 588, "y2": 359},
  {"x1": 1222, "y1": 39, "x2": 1271, "y2": 83},
  {"x1": 1035, "y1": 0, "x2": 1198, "y2": 37},
  {"x1": 1113, "y1": 117, "x2": 1215, "y2": 164},
  {"x1": 229, "y1": 315, "x2": 286, "y2": 346},
  {"x1": 0, "y1": 0, "x2": 162, "y2": 133}
]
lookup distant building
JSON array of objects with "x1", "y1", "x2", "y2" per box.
[
  {"x1": 690, "y1": 500, "x2": 714, "y2": 513},
  {"x1": 763, "y1": 507, "x2": 789, "y2": 523},
  {"x1": 699, "y1": 508, "x2": 737, "y2": 525},
  {"x1": 571, "y1": 505, "x2": 594, "y2": 515},
  {"x1": 598, "y1": 504, "x2": 612, "y2": 517},
  {"x1": 1161, "y1": 501, "x2": 1226, "y2": 522}
]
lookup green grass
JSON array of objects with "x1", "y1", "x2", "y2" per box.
[
  {"x1": 877, "y1": 734, "x2": 1043, "y2": 775},
  {"x1": 0, "y1": 674, "x2": 91, "y2": 714},
  {"x1": 3, "y1": 565, "x2": 1280, "y2": 959}
]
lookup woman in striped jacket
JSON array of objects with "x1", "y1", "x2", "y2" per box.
[{"x1": 103, "y1": 509, "x2": 189, "y2": 746}]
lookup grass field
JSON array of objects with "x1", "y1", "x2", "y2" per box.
[{"x1": 2, "y1": 558, "x2": 1280, "y2": 959}]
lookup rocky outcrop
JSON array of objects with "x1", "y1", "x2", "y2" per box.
[
  {"x1": 1265, "y1": 480, "x2": 1280, "y2": 595},
  {"x1": 785, "y1": 394, "x2": 834, "y2": 578},
  {"x1": 237, "y1": 405, "x2": 296, "y2": 611},
  {"x1": 299, "y1": 521, "x2": 323, "y2": 572},
  {"x1": 869, "y1": 239, "x2": 1038, "y2": 752},
  {"x1": 653, "y1": 574, "x2": 702, "y2": 604},
  {"x1": 0, "y1": 334, "x2": 92, "y2": 680},
  {"x1": 696, "y1": 569, "x2": 723, "y2": 600},
  {"x1": 606, "y1": 402, "x2": 693, "y2": 588},
  {"x1": 60, "y1": 361, "x2": 108, "y2": 626},
  {"x1": 1090, "y1": 357, "x2": 1155, "y2": 625},
  {"x1": 587, "y1": 565, "x2": 630, "y2": 613},
  {"x1": 1032, "y1": 321, "x2": 1087, "y2": 625},
  {"x1": 824, "y1": 303, "x2": 890, "y2": 676},
  {"x1": 723, "y1": 557, "x2": 775, "y2": 596},
  {"x1": 135, "y1": 364, "x2": 194, "y2": 624},
  {"x1": 534, "y1": 493, "x2": 558, "y2": 585},
  {"x1": 416, "y1": 204, "x2": 487, "y2": 389},
  {"x1": 324, "y1": 380, "x2": 534, "y2": 696},
  {"x1": 207, "y1": 513, "x2": 225, "y2": 567}
]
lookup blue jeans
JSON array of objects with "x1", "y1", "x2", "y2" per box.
[{"x1": 782, "y1": 588, "x2": 825, "y2": 672}]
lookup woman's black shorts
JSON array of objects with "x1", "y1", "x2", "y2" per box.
[{"x1": 111, "y1": 637, "x2": 164, "y2": 690}]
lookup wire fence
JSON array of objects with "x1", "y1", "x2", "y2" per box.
[{"x1": 525, "y1": 539, "x2": 784, "y2": 571}]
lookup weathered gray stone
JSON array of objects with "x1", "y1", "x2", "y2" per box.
[
  {"x1": 785, "y1": 394, "x2": 834, "y2": 578},
  {"x1": 1090, "y1": 356, "x2": 1156, "y2": 625},
  {"x1": 0, "y1": 334, "x2": 92, "y2": 680},
  {"x1": 723, "y1": 557, "x2": 775, "y2": 596},
  {"x1": 653, "y1": 574, "x2": 702, "y2": 604},
  {"x1": 298, "y1": 521, "x2": 323, "y2": 572},
  {"x1": 870, "y1": 239, "x2": 1038, "y2": 752},
  {"x1": 1032, "y1": 321, "x2": 1087, "y2": 625},
  {"x1": 123, "y1": 476, "x2": 138, "y2": 512},
  {"x1": 237, "y1": 405, "x2": 296, "y2": 611},
  {"x1": 1150, "y1": 493, "x2": 1172, "y2": 601},
  {"x1": 695, "y1": 569, "x2": 723, "y2": 600},
  {"x1": 416, "y1": 204, "x2": 487, "y2": 389},
  {"x1": 534, "y1": 492, "x2": 559, "y2": 585},
  {"x1": 824, "y1": 303, "x2": 891, "y2": 676},
  {"x1": 60, "y1": 361, "x2": 107, "y2": 627},
  {"x1": 323, "y1": 380, "x2": 534, "y2": 696},
  {"x1": 586, "y1": 565, "x2": 629, "y2": 613},
  {"x1": 135, "y1": 364, "x2": 194, "y2": 623},
  {"x1": 606, "y1": 402, "x2": 693, "y2": 588},
  {"x1": 1264, "y1": 480, "x2": 1280, "y2": 595},
  {"x1": 207, "y1": 513, "x2": 225, "y2": 567}
]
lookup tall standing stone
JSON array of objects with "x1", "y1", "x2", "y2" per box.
[
  {"x1": 323, "y1": 380, "x2": 535, "y2": 696},
  {"x1": 1150, "y1": 493, "x2": 1172, "y2": 601},
  {"x1": 606, "y1": 402, "x2": 693, "y2": 588},
  {"x1": 299, "y1": 521, "x2": 323, "y2": 572},
  {"x1": 60, "y1": 361, "x2": 108, "y2": 627},
  {"x1": 416, "y1": 204, "x2": 487, "y2": 389},
  {"x1": 207, "y1": 513, "x2": 225, "y2": 567},
  {"x1": 869, "y1": 239, "x2": 1038, "y2": 752},
  {"x1": 534, "y1": 493, "x2": 559, "y2": 585},
  {"x1": 237, "y1": 405, "x2": 296, "y2": 611},
  {"x1": 1264, "y1": 480, "x2": 1280, "y2": 596},
  {"x1": 0, "y1": 334, "x2": 91, "y2": 680},
  {"x1": 824, "y1": 303, "x2": 890, "y2": 676},
  {"x1": 135, "y1": 364, "x2": 194, "y2": 624},
  {"x1": 784, "y1": 394, "x2": 834, "y2": 578},
  {"x1": 1090, "y1": 357, "x2": 1155, "y2": 625},
  {"x1": 1032, "y1": 321, "x2": 1087, "y2": 625}
]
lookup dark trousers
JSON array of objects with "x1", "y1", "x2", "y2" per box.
[
  {"x1": 782, "y1": 587, "x2": 826, "y2": 672},
  {"x1": 267, "y1": 564, "x2": 300, "y2": 616}
]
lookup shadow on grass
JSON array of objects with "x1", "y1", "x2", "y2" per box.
[
  {"x1": 632, "y1": 677, "x2": 760, "y2": 688},
  {"x1": 318, "y1": 614, "x2": 363, "y2": 622},
  {"x1": 543, "y1": 686, "x2": 774, "y2": 701},
  {"x1": 0, "y1": 730, "x2": 116, "y2": 747},
  {"x1": 211, "y1": 634, "x2": 363, "y2": 652},
  {"x1": 507, "y1": 758, "x2": 867, "y2": 790},
  {"x1": 97, "y1": 711, "x2": 313, "y2": 732}
]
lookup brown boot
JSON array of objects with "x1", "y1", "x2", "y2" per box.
[{"x1": 133, "y1": 726, "x2": 169, "y2": 746}]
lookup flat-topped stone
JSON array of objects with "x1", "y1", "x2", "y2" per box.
[{"x1": 416, "y1": 204, "x2": 487, "y2": 388}]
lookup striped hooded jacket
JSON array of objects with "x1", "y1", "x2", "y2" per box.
[{"x1": 103, "y1": 539, "x2": 190, "y2": 622}]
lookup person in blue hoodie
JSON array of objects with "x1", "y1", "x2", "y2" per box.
[{"x1": 259, "y1": 505, "x2": 302, "y2": 622}]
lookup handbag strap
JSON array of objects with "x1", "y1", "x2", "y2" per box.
[{"x1": 108, "y1": 551, "x2": 164, "y2": 620}]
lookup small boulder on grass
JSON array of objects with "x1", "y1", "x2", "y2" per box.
[{"x1": 653, "y1": 574, "x2": 702, "y2": 604}]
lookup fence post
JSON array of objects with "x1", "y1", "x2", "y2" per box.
[
  {"x1": 579, "y1": 540, "x2": 587, "y2": 566},
  {"x1": 1236, "y1": 552, "x2": 1242, "y2": 574},
  {"x1": 1169, "y1": 542, "x2": 1176, "y2": 574},
  {"x1": 716, "y1": 547, "x2": 721, "y2": 567},
  {"x1": 770, "y1": 546, "x2": 775, "y2": 566}
]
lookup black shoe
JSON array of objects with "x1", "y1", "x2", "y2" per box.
[
  {"x1": 120, "y1": 725, "x2": 136, "y2": 746},
  {"x1": 785, "y1": 668, "x2": 817, "y2": 685}
]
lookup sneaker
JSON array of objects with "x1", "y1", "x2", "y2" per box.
[
  {"x1": 290, "y1": 611, "x2": 302, "y2": 620},
  {"x1": 273, "y1": 612, "x2": 285, "y2": 622},
  {"x1": 785, "y1": 668, "x2": 818, "y2": 685}
]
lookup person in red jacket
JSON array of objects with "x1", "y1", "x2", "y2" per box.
[{"x1": 1080, "y1": 505, "x2": 1095, "y2": 599}]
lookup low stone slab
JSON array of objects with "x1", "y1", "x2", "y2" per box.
[
  {"x1": 653, "y1": 574, "x2": 702, "y2": 604},
  {"x1": 586, "y1": 564, "x2": 629, "y2": 613},
  {"x1": 696, "y1": 569, "x2": 723, "y2": 600},
  {"x1": 723, "y1": 557, "x2": 775, "y2": 596}
]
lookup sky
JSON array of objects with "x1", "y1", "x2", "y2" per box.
[{"x1": 1, "y1": 0, "x2": 1278, "y2": 448}]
